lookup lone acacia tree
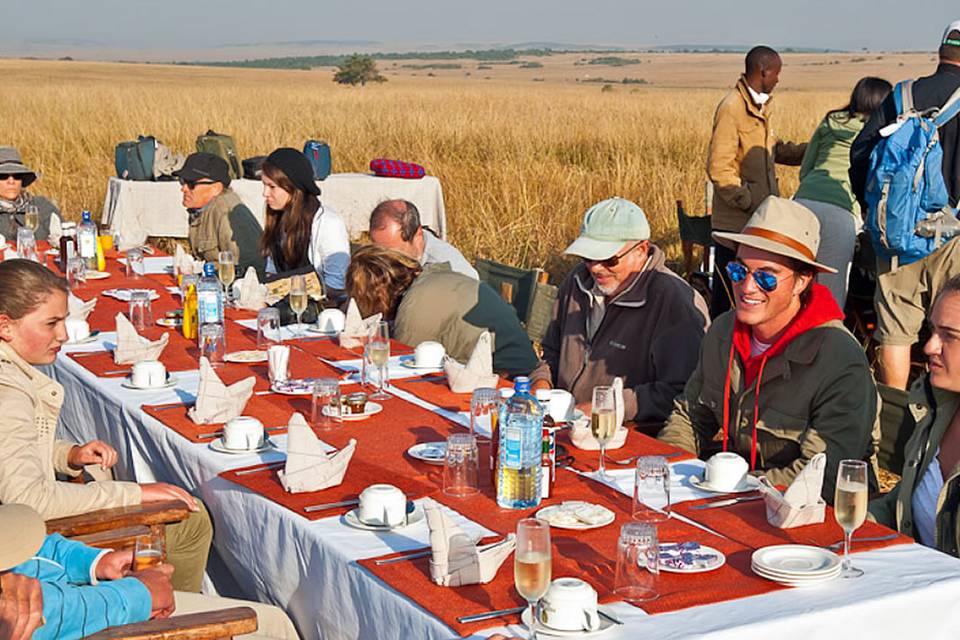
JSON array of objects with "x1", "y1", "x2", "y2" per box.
[{"x1": 333, "y1": 55, "x2": 386, "y2": 86}]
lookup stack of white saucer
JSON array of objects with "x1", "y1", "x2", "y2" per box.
[{"x1": 751, "y1": 544, "x2": 842, "y2": 587}]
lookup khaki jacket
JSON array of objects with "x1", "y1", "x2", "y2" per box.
[
  {"x1": 658, "y1": 311, "x2": 880, "y2": 502},
  {"x1": 869, "y1": 377, "x2": 960, "y2": 556},
  {"x1": 707, "y1": 77, "x2": 806, "y2": 232},
  {"x1": 0, "y1": 342, "x2": 141, "y2": 518},
  {"x1": 187, "y1": 188, "x2": 265, "y2": 277}
]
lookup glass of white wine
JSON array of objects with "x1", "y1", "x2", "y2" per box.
[
  {"x1": 834, "y1": 459, "x2": 868, "y2": 579},
  {"x1": 515, "y1": 518, "x2": 551, "y2": 639},
  {"x1": 591, "y1": 385, "x2": 616, "y2": 479},
  {"x1": 367, "y1": 320, "x2": 391, "y2": 400},
  {"x1": 288, "y1": 274, "x2": 308, "y2": 337},
  {"x1": 23, "y1": 204, "x2": 39, "y2": 233},
  {"x1": 218, "y1": 250, "x2": 236, "y2": 305}
]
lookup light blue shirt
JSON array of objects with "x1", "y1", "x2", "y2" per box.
[{"x1": 421, "y1": 231, "x2": 478, "y2": 280}]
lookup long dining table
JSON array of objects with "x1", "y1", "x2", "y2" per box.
[{"x1": 23, "y1": 244, "x2": 960, "y2": 639}]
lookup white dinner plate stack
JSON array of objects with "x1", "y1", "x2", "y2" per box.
[{"x1": 751, "y1": 544, "x2": 842, "y2": 587}]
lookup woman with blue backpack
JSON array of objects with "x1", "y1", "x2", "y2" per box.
[{"x1": 793, "y1": 76, "x2": 892, "y2": 308}]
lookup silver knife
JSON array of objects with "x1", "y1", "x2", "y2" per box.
[
  {"x1": 598, "y1": 609, "x2": 623, "y2": 625},
  {"x1": 304, "y1": 498, "x2": 359, "y2": 513},
  {"x1": 457, "y1": 606, "x2": 527, "y2": 624},
  {"x1": 691, "y1": 495, "x2": 763, "y2": 510},
  {"x1": 374, "y1": 549, "x2": 432, "y2": 566}
]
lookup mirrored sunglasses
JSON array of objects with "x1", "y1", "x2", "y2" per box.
[{"x1": 726, "y1": 261, "x2": 780, "y2": 293}]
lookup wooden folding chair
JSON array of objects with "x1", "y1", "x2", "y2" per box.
[{"x1": 82, "y1": 606, "x2": 258, "y2": 639}]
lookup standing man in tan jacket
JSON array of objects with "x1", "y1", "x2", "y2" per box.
[{"x1": 707, "y1": 46, "x2": 806, "y2": 317}]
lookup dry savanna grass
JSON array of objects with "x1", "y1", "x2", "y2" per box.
[{"x1": 0, "y1": 52, "x2": 933, "y2": 278}]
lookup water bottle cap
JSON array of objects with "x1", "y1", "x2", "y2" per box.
[
  {"x1": 81, "y1": 211, "x2": 91, "y2": 221},
  {"x1": 202, "y1": 262, "x2": 216, "y2": 277},
  {"x1": 514, "y1": 376, "x2": 531, "y2": 393}
]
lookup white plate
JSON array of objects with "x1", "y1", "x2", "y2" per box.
[
  {"x1": 398, "y1": 355, "x2": 442, "y2": 370},
  {"x1": 305, "y1": 325, "x2": 340, "y2": 337},
  {"x1": 156, "y1": 317, "x2": 181, "y2": 328},
  {"x1": 751, "y1": 545, "x2": 841, "y2": 577},
  {"x1": 521, "y1": 606, "x2": 615, "y2": 638},
  {"x1": 324, "y1": 402, "x2": 383, "y2": 421},
  {"x1": 407, "y1": 441, "x2": 447, "y2": 465},
  {"x1": 208, "y1": 438, "x2": 274, "y2": 455},
  {"x1": 85, "y1": 271, "x2": 111, "y2": 280},
  {"x1": 65, "y1": 332, "x2": 100, "y2": 346},
  {"x1": 342, "y1": 505, "x2": 425, "y2": 531},
  {"x1": 270, "y1": 378, "x2": 326, "y2": 395},
  {"x1": 690, "y1": 474, "x2": 762, "y2": 494},
  {"x1": 752, "y1": 565, "x2": 841, "y2": 587},
  {"x1": 120, "y1": 375, "x2": 178, "y2": 390},
  {"x1": 102, "y1": 288, "x2": 160, "y2": 302},
  {"x1": 659, "y1": 543, "x2": 726, "y2": 573},
  {"x1": 224, "y1": 350, "x2": 268, "y2": 364},
  {"x1": 535, "y1": 501, "x2": 616, "y2": 530},
  {"x1": 751, "y1": 563, "x2": 842, "y2": 582}
]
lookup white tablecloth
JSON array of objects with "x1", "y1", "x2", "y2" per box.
[
  {"x1": 102, "y1": 174, "x2": 447, "y2": 246},
  {"x1": 50, "y1": 338, "x2": 960, "y2": 640}
]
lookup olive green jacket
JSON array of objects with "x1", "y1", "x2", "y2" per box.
[
  {"x1": 658, "y1": 311, "x2": 880, "y2": 502},
  {"x1": 869, "y1": 377, "x2": 960, "y2": 556},
  {"x1": 187, "y1": 188, "x2": 265, "y2": 278}
]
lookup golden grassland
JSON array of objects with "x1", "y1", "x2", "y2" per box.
[{"x1": 0, "y1": 53, "x2": 936, "y2": 277}]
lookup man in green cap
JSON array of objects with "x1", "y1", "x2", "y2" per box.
[{"x1": 530, "y1": 197, "x2": 709, "y2": 423}]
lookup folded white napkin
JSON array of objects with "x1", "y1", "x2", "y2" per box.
[
  {"x1": 267, "y1": 345, "x2": 290, "y2": 383},
  {"x1": 279, "y1": 412, "x2": 357, "y2": 493},
  {"x1": 173, "y1": 244, "x2": 204, "y2": 276},
  {"x1": 67, "y1": 293, "x2": 96, "y2": 321},
  {"x1": 48, "y1": 215, "x2": 62, "y2": 245},
  {"x1": 187, "y1": 357, "x2": 256, "y2": 425},
  {"x1": 424, "y1": 497, "x2": 515, "y2": 587},
  {"x1": 569, "y1": 376, "x2": 628, "y2": 450},
  {"x1": 443, "y1": 331, "x2": 499, "y2": 394},
  {"x1": 759, "y1": 452, "x2": 827, "y2": 529},
  {"x1": 113, "y1": 313, "x2": 169, "y2": 364},
  {"x1": 236, "y1": 266, "x2": 267, "y2": 311},
  {"x1": 339, "y1": 299, "x2": 382, "y2": 349}
]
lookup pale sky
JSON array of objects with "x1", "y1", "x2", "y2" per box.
[{"x1": 5, "y1": 0, "x2": 959, "y2": 58}]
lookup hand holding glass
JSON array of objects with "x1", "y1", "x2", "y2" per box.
[
  {"x1": 834, "y1": 459, "x2": 868, "y2": 579},
  {"x1": 591, "y1": 385, "x2": 616, "y2": 478},
  {"x1": 515, "y1": 518, "x2": 551, "y2": 638},
  {"x1": 132, "y1": 534, "x2": 164, "y2": 571}
]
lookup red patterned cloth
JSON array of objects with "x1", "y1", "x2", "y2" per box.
[{"x1": 369, "y1": 158, "x2": 426, "y2": 179}]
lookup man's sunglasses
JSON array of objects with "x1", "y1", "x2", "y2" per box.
[
  {"x1": 179, "y1": 179, "x2": 217, "y2": 190},
  {"x1": 725, "y1": 261, "x2": 787, "y2": 293},
  {"x1": 0, "y1": 173, "x2": 23, "y2": 181},
  {"x1": 585, "y1": 242, "x2": 642, "y2": 268}
]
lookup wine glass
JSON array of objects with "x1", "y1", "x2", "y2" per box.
[
  {"x1": 288, "y1": 274, "x2": 308, "y2": 337},
  {"x1": 591, "y1": 385, "x2": 616, "y2": 479},
  {"x1": 367, "y1": 320, "x2": 391, "y2": 400},
  {"x1": 23, "y1": 204, "x2": 39, "y2": 232},
  {"x1": 217, "y1": 250, "x2": 236, "y2": 305},
  {"x1": 515, "y1": 518, "x2": 551, "y2": 639},
  {"x1": 834, "y1": 459, "x2": 868, "y2": 579}
]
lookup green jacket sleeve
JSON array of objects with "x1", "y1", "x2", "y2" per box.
[
  {"x1": 798, "y1": 121, "x2": 825, "y2": 181},
  {"x1": 227, "y1": 205, "x2": 266, "y2": 280}
]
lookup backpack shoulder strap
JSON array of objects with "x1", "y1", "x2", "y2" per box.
[
  {"x1": 896, "y1": 80, "x2": 914, "y2": 115},
  {"x1": 934, "y1": 84, "x2": 960, "y2": 127}
]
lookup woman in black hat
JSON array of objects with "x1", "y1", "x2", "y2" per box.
[
  {"x1": 0, "y1": 146, "x2": 62, "y2": 243},
  {"x1": 258, "y1": 147, "x2": 349, "y2": 302}
]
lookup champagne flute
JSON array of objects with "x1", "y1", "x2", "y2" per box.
[
  {"x1": 217, "y1": 250, "x2": 236, "y2": 305},
  {"x1": 367, "y1": 320, "x2": 391, "y2": 400},
  {"x1": 834, "y1": 459, "x2": 868, "y2": 579},
  {"x1": 515, "y1": 518, "x2": 551, "y2": 639},
  {"x1": 23, "y1": 204, "x2": 39, "y2": 232},
  {"x1": 288, "y1": 274, "x2": 308, "y2": 337},
  {"x1": 591, "y1": 385, "x2": 616, "y2": 479}
]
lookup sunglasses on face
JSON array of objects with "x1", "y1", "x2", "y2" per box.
[
  {"x1": 179, "y1": 179, "x2": 217, "y2": 190},
  {"x1": 725, "y1": 261, "x2": 789, "y2": 293},
  {"x1": 0, "y1": 174, "x2": 23, "y2": 182},
  {"x1": 585, "y1": 242, "x2": 642, "y2": 268}
]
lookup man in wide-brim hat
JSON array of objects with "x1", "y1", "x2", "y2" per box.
[
  {"x1": 0, "y1": 146, "x2": 62, "y2": 242},
  {"x1": 659, "y1": 196, "x2": 880, "y2": 503}
]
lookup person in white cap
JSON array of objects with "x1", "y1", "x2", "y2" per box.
[
  {"x1": 850, "y1": 21, "x2": 960, "y2": 390},
  {"x1": 529, "y1": 197, "x2": 709, "y2": 424},
  {"x1": 659, "y1": 196, "x2": 880, "y2": 503}
]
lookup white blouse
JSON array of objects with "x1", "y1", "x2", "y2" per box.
[{"x1": 265, "y1": 204, "x2": 350, "y2": 290}]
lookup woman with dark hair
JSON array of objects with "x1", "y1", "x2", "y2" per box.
[
  {"x1": 794, "y1": 76, "x2": 893, "y2": 306},
  {"x1": 259, "y1": 147, "x2": 350, "y2": 301},
  {"x1": 346, "y1": 245, "x2": 538, "y2": 377}
]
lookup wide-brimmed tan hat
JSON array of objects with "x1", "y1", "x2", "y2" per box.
[
  {"x1": 0, "y1": 504, "x2": 46, "y2": 571},
  {"x1": 712, "y1": 196, "x2": 837, "y2": 274},
  {"x1": 0, "y1": 147, "x2": 38, "y2": 188}
]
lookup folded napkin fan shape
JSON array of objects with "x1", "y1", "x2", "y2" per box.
[
  {"x1": 443, "y1": 331, "x2": 499, "y2": 394},
  {"x1": 113, "y1": 312, "x2": 169, "y2": 364},
  {"x1": 279, "y1": 412, "x2": 357, "y2": 493},
  {"x1": 570, "y1": 376, "x2": 628, "y2": 451},
  {"x1": 424, "y1": 497, "x2": 516, "y2": 587},
  {"x1": 236, "y1": 266, "x2": 267, "y2": 311},
  {"x1": 338, "y1": 299, "x2": 382, "y2": 350},
  {"x1": 758, "y1": 452, "x2": 827, "y2": 529},
  {"x1": 67, "y1": 292, "x2": 97, "y2": 321},
  {"x1": 187, "y1": 357, "x2": 256, "y2": 425}
]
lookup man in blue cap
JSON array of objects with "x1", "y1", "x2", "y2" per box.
[{"x1": 530, "y1": 197, "x2": 709, "y2": 424}]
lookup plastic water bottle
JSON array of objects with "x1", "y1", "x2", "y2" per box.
[
  {"x1": 77, "y1": 210, "x2": 98, "y2": 271},
  {"x1": 196, "y1": 262, "x2": 223, "y2": 339},
  {"x1": 496, "y1": 376, "x2": 544, "y2": 509}
]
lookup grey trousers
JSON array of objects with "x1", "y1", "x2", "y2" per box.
[{"x1": 795, "y1": 198, "x2": 859, "y2": 308}]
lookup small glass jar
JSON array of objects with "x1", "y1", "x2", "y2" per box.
[{"x1": 343, "y1": 392, "x2": 369, "y2": 415}]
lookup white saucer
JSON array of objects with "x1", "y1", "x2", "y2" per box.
[
  {"x1": 535, "y1": 501, "x2": 616, "y2": 530},
  {"x1": 342, "y1": 505, "x2": 425, "y2": 531},
  {"x1": 120, "y1": 375, "x2": 177, "y2": 390},
  {"x1": 102, "y1": 288, "x2": 160, "y2": 302},
  {"x1": 399, "y1": 355, "x2": 443, "y2": 370},
  {"x1": 690, "y1": 474, "x2": 761, "y2": 494},
  {"x1": 65, "y1": 332, "x2": 100, "y2": 346},
  {"x1": 305, "y1": 325, "x2": 340, "y2": 337},
  {"x1": 751, "y1": 545, "x2": 841, "y2": 577},
  {"x1": 521, "y1": 607, "x2": 615, "y2": 638},
  {"x1": 224, "y1": 350, "x2": 268, "y2": 364},
  {"x1": 658, "y1": 543, "x2": 727, "y2": 573},
  {"x1": 208, "y1": 438, "x2": 274, "y2": 455},
  {"x1": 270, "y1": 378, "x2": 325, "y2": 395},
  {"x1": 156, "y1": 317, "x2": 181, "y2": 328},
  {"x1": 85, "y1": 270, "x2": 111, "y2": 280},
  {"x1": 324, "y1": 402, "x2": 383, "y2": 421},
  {"x1": 407, "y1": 441, "x2": 447, "y2": 465}
]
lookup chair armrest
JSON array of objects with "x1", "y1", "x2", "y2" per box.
[
  {"x1": 82, "y1": 606, "x2": 258, "y2": 639},
  {"x1": 71, "y1": 525, "x2": 153, "y2": 551},
  {"x1": 46, "y1": 501, "x2": 190, "y2": 538}
]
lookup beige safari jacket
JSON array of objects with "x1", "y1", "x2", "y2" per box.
[
  {"x1": 707, "y1": 76, "x2": 806, "y2": 233},
  {"x1": 0, "y1": 341, "x2": 141, "y2": 518}
]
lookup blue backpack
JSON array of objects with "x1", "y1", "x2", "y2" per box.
[
  {"x1": 864, "y1": 80, "x2": 960, "y2": 266},
  {"x1": 303, "y1": 140, "x2": 331, "y2": 180}
]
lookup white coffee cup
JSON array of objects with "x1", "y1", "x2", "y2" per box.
[
  {"x1": 223, "y1": 416, "x2": 265, "y2": 451},
  {"x1": 535, "y1": 389, "x2": 575, "y2": 423},
  {"x1": 65, "y1": 317, "x2": 91, "y2": 343},
  {"x1": 414, "y1": 341, "x2": 446, "y2": 368},
  {"x1": 317, "y1": 309, "x2": 346, "y2": 334},
  {"x1": 131, "y1": 360, "x2": 167, "y2": 388},
  {"x1": 358, "y1": 484, "x2": 406, "y2": 527},
  {"x1": 704, "y1": 452, "x2": 749, "y2": 491},
  {"x1": 540, "y1": 577, "x2": 601, "y2": 632}
]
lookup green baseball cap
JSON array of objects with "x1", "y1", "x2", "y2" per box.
[{"x1": 564, "y1": 197, "x2": 651, "y2": 260}]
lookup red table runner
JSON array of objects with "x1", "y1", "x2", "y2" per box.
[
  {"x1": 391, "y1": 375, "x2": 512, "y2": 413},
  {"x1": 293, "y1": 337, "x2": 414, "y2": 362},
  {"x1": 558, "y1": 430, "x2": 696, "y2": 473}
]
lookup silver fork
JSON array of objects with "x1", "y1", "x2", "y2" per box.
[{"x1": 825, "y1": 533, "x2": 898, "y2": 550}]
